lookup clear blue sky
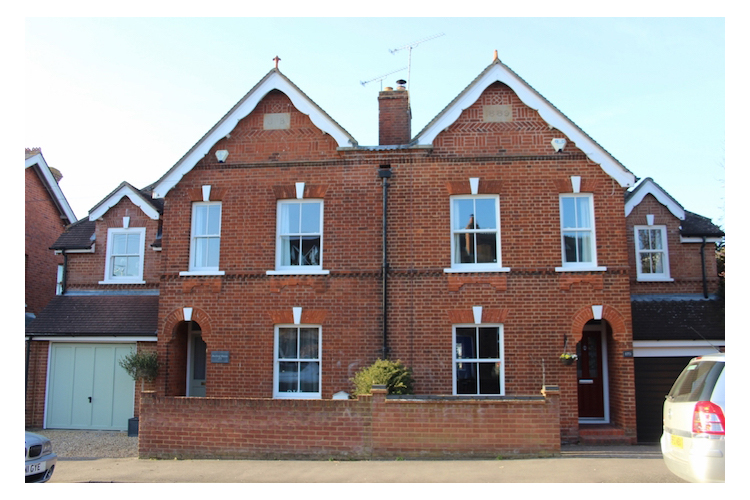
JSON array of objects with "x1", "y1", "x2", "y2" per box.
[{"x1": 24, "y1": 16, "x2": 726, "y2": 230}]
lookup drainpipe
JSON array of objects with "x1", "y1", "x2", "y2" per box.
[
  {"x1": 379, "y1": 166, "x2": 392, "y2": 359},
  {"x1": 700, "y1": 236, "x2": 708, "y2": 298},
  {"x1": 25, "y1": 335, "x2": 33, "y2": 397}
]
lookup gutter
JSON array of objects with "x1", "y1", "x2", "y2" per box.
[{"x1": 379, "y1": 166, "x2": 392, "y2": 359}]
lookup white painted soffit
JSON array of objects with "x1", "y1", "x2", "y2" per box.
[
  {"x1": 25, "y1": 153, "x2": 78, "y2": 223},
  {"x1": 89, "y1": 182, "x2": 160, "y2": 221},
  {"x1": 153, "y1": 70, "x2": 357, "y2": 199},
  {"x1": 413, "y1": 61, "x2": 637, "y2": 188},
  {"x1": 624, "y1": 178, "x2": 685, "y2": 219}
]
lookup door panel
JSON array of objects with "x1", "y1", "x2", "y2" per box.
[
  {"x1": 577, "y1": 331, "x2": 605, "y2": 418},
  {"x1": 188, "y1": 334, "x2": 207, "y2": 397}
]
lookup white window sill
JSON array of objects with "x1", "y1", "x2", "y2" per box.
[
  {"x1": 555, "y1": 266, "x2": 607, "y2": 272},
  {"x1": 179, "y1": 270, "x2": 226, "y2": 276},
  {"x1": 273, "y1": 393, "x2": 322, "y2": 399},
  {"x1": 443, "y1": 267, "x2": 511, "y2": 273},
  {"x1": 266, "y1": 270, "x2": 330, "y2": 276},
  {"x1": 636, "y1": 276, "x2": 674, "y2": 282},
  {"x1": 98, "y1": 279, "x2": 146, "y2": 285}
]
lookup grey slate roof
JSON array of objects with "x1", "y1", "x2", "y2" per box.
[
  {"x1": 25, "y1": 295, "x2": 159, "y2": 337},
  {"x1": 50, "y1": 217, "x2": 96, "y2": 251},
  {"x1": 631, "y1": 297, "x2": 725, "y2": 341},
  {"x1": 681, "y1": 211, "x2": 725, "y2": 238}
]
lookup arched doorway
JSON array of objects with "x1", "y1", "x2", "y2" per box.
[
  {"x1": 168, "y1": 320, "x2": 207, "y2": 397},
  {"x1": 577, "y1": 319, "x2": 611, "y2": 423}
]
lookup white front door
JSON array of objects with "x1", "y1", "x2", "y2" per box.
[
  {"x1": 187, "y1": 332, "x2": 207, "y2": 397},
  {"x1": 46, "y1": 343, "x2": 135, "y2": 430}
]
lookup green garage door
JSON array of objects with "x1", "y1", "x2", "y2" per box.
[{"x1": 46, "y1": 343, "x2": 135, "y2": 430}]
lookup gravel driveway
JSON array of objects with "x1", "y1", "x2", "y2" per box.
[{"x1": 27, "y1": 429, "x2": 138, "y2": 459}]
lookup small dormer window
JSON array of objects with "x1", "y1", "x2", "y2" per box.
[
  {"x1": 635, "y1": 225, "x2": 671, "y2": 281},
  {"x1": 101, "y1": 227, "x2": 146, "y2": 284}
]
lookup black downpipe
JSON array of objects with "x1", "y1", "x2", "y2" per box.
[
  {"x1": 379, "y1": 167, "x2": 392, "y2": 359},
  {"x1": 701, "y1": 236, "x2": 708, "y2": 298},
  {"x1": 25, "y1": 335, "x2": 32, "y2": 397}
]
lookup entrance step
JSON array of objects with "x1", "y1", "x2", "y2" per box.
[{"x1": 578, "y1": 424, "x2": 633, "y2": 445}]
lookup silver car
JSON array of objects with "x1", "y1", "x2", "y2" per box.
[
  {"x1": 25, "y1": 431, "x2": 57, "y2": 483},
  {"x1": 661, "y1": 353, "x2": 725, "y2": 483}
]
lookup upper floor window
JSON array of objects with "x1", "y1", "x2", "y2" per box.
[
  {"x1": 453, "y1": 325, "x2": 504, "y2": 396},
  {"x1": 101, "y1": 227, "x2": 145, "y2": 283},
  {"x1": 274, "y1": 200, "x2": 324, "y2": 273},
  {"x1": 189, "y1": 202, "x2": 222, "y2": 273},
  {"x1": 449, "y1": 195, "x2": 505, "y2": 272},
  {"x1": 635, "y1": 225, "x2": 671, "y2": 281},
  {"x1": 558, "y1": 194, "x2": 603, "y2": 271},
  {"x1": 274, "y1": 325, "x2": 321, "y2": 399}
]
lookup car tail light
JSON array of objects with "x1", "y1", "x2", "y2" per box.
[{"x1": 692, "y1": 401, "x2": 725, "y2": 436}]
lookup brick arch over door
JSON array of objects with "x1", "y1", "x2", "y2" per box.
[
  {"x1": 162, "y1": 307, "x2": 214, "y2": 342},
  {"x1": 569, "y1": 304, "x2": 628, "y2": 342}
]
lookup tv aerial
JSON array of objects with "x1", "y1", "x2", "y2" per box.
[
  {"x1": 389, "y1": 32, "x2": 445, "y2": 91},
  {"x1": 360, "y1": 67, "x2": 408, "y2": 90}
]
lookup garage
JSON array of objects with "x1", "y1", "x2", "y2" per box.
[
  {"x1": 46, "y1": 343, "x2": 135, "y2": 431},
  {"x1": 633, "y1": 355, "x2": 692, "y2": 442}
]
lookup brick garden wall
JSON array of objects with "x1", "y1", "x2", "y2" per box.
[{"x1": 138, "y1": 386, "x2": 560, "y2": 459}]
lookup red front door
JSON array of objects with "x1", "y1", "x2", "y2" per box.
[{"x1": 577, "y1": 329, "x2": 605, "y2": 418}]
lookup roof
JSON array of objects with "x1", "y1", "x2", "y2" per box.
[
  {"x1": 412, "y1": 57, "x2": 638, "y2": 188},
  {"x1": 631, "y1": 296, "x2": 725, "y2": 341},
  {"x1": 89, "y1": 181, "x2": 162, "y2": 221},
  {"x1": 625, "y1": 177, "x2": 724, "y2": 238},
  {"x1": 50, "y1": 217, "x2": 96, "y2": 251},
  {"x1": 25, "y1": 148, "x2": 77, "y2": 224},
  {"x1": 152, "y1": 68, "x2": 357, "y2": 199},
  {"x1": 25, "y1": 294, "x2": 159, "y2": 337}
]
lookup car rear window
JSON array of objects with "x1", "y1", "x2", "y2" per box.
[{"x1": 668, "y1": 360, "x2": 724, "y2": 402}]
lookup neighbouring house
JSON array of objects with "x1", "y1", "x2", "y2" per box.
[
  {"x1": 25, "y1": 55, "x2": 724, "y2": 458},
  {"x1": 625, "y1": 178, "x2": 724, "y2": 443},
  {"x1": 25, "y1": 182, "x2": 161, "y2": 430}
]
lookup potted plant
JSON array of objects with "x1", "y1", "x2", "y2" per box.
[
  {"x1": 559, "y1": 353, "x2": 578, "y2": 366},
  {"x1": 119, "y1": 350, "x2": 159, "y2": 436}
]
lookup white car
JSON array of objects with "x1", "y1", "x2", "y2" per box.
[
  {"x1": 661, "y1": 353, "x2": 725, "y2": 483},
  {"x1": 25, "y1": 431, "x2": 57, "y2": 483}
]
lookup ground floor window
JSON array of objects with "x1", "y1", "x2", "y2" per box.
[
  {"x1": 453, "y1": 325, "x2": 504, "y2": 395},
  {"x1": 274, "y1": 325, "x2": 321, "y2": 399}
]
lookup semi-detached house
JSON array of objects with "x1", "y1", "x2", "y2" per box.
[{"x1": 26, "y1": 54, "x2": 724, "y2": 457}]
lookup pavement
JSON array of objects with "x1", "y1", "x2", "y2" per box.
[{"x1": 48, "y1": 444, "x2": 684, "y2": 483}]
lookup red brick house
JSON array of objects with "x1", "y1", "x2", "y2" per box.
[
  {"x1": 625, "y1": 178, "x2": 724, "y2": 442},
  {"x1": 26, "y1": 56, "x2": 723, "y2": 456}
]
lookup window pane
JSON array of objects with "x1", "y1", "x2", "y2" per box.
[
  {"x1": 206, "y1": 237, "x2": 220, "y2": 267},
  {"x1": 299, "y1": 362, "x2": 320, "y2": 392},
  {"x1": 455, "y1": 328, "x2": 476, "y2": 359},
  {"x1": 576, "y1": 197, "x2": 591, "y2": 228},
  {"x1": 278, "y1": 328, "x2": 298, "y2": 358},
  {"x1": 478, "y1": 328, "x2": 499, "y2": 358},
  {"x1": 454, "y1": 233, "x2": 474, "y2": 263},
  {"x1": 300, "y1": 203, "x2": 321, "y2": 234},
  {"x1": 113, "y1": 256, "x2": 128, "y2": 276},
  {"x1": 474, "y1": 198, "x2": 497, "y2": 229},
  {"x1": 478, "y1": 363, "x2": 501, "y2": 394},
  {"x1": 453, "y1": 199, "x2": 475, "y2": 230},
  {"x1": 278, "y1": 362, "x2": 298, "y2": 393},
  {"x1": 638, "y1": 229, "x2": 650, "y2": 250},
  {"x1": 281, "y1": 236, "x2": 300, "y2": 266},
  {"x1": 280, "y1": 203, "x2": 300, "y2": 234},
  {"x1": 650, "y1": 229, "x2": 663, "y2": 250},
  {"x1": 125, "y1": 256, "x2": 139, "y2": 276},
  {"x1": 475, "y1": 233, "x2": 497, "y2": 263},
  {"x1": 207, "y1": 205, "x2": 221, "y2": 235},
  {"x1": 563, "y1": 233, "x2": 578, "y2": 262},
  {"x1": 125, "y1": 234, "x2": 140, "y2": 254},
  {"x1": 112, "y1": 234, "x2": 127, "y2": 254},
  {"x1": 299, "y1": 328, "x2": 319, "y2": 359},
  {"x1": 194, "y1": 205, "x2": 208, "y2": 235},
  {"x1": 577, "y1": 232, "x2": 592, "y2": 262},
  {"x1": 300, "y1": 236, "x2": 320, "y2": 265},
  {"x1": 456, "y1": 362, "x2": 478, "y2": 394},
  {"x1": 561, "y1": 197, "x2": 577, "y2": 228}
]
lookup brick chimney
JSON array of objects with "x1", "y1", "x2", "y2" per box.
[{"x1": 378, "y1": 80, "x2": 411, "y2": 145}]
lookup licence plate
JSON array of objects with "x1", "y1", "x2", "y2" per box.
[
  {"x1": 670, "y1": 434, "x2": 683, "y2": 449},
  {"x1": 25, "y1": 462, "x2": 45, "y2": 475}
]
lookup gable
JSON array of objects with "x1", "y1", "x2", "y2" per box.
[
  {"x1": 153, "y1": 69, "x2": 357, "y2": 199},
  {"x1": 25, "y1": 151, "x2": 77, "y2": 224},
  {"x1": 89, "y1": 181, "x2": 160, "y2": 221},
  {"x1": 414, "y1": 58, "x2": 637, "y2": 188},
  {"x1": 625, "y1": 177, "x2": 684, "y2": 220}
]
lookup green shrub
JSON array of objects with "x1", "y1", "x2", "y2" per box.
[
  {"x1": 351, "y1": 358, "x2": 414, "y2": 396},
  {"x1": 119, "y1": 350, "x2": 159, "y2": 388}
]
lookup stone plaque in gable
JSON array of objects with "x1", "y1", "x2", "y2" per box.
[
  {"x1": 483, "y1": 105, "x2": 513, "y2": 123},
  {"x1": 264, "y1": 112, "x2": 291, "y2": 130}
]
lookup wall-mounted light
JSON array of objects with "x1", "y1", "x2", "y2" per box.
[
  {"x1": 551, "y1": 138, "x2": 567, "y2": 153},
  {"x1": 215, "y1": 150, "x2": 229, "y2": 163}
]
